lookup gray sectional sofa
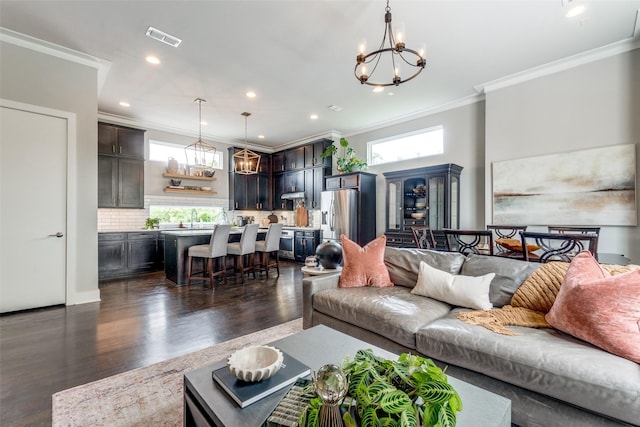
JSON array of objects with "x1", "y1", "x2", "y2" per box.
[{"x1": 302, "y1": 247, "x2": 639, "y2": 427}]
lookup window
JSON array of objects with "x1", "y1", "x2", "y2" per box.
[
  {"x1": 149, "y1": 140, "x2": 223, "y2": 169},
  {"x1": 367, "y1": 126, "x2": 444, "y2": 166},
  {"x1": 149, "y1": 205, "x2": 224, "y2": 225}
]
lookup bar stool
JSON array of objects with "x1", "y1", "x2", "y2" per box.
[
  {"x1": 255, "y1": 223, "x2": 283, "y2": 277},
  {"x1": 186, "y1": 224, "x2": 231, "y2": 287},
  {"x1": 226, "y1": 223, "x2": 259, "y2": 283}
]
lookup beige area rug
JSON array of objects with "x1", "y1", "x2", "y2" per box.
[{"x1": 52, "y1": 319, "x2": 303, "y2": 427}]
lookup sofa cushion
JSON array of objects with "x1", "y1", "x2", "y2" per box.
[
  {"x1": 460, "y1": 254, "x2": 539, "y2": 308},
  {"x1": 339, "y1": 234, "x2": 393, "y2": 288},
  {"x1": 412, "y1": 261, "x2": 494, "y2": 310},
  {"x1": 384, "y1": 247, "x2": 466, "y2": 288},
  {"x1": 313, "y1": 286, "x2": 451, "y2": 349},
  {"x1": 546, "y1": 251, "x2": 640, "y2": 364},
  {"x1": 416, "y1": 309, "x2": 640, "y2": 425}
]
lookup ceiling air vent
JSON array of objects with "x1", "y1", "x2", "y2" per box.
[{"x1": 145, "y1": 26, "x2": 182, "y2": 48}]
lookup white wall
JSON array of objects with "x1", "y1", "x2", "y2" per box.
[
  {"x1": 485, "y1": 48, "x2": 640, "y2": 263},
  {"x1": 0, "y1": 41, "x2": 100, "y2": 304},
  {"x1": 346, "y1": 101, "x2": 486, "y2": 235}
]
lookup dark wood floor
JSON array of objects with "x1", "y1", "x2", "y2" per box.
[{"x1": 0, "y1": 262, "x2": 304, "y2": 427}]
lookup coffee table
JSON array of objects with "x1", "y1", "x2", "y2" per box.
[{"x1": 184, "y1": 325, "x2": 511, "y2": 427}]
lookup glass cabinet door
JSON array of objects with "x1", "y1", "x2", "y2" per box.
[
  {"x1": 428, "y1": 176, "x2": 445, "y2": 229},
  {"x1": 387, "y1": 180, "x2": 402, "y2": 231},
  {"x1": 450, "y1": 175, "x2": 459, "y2": 228}
]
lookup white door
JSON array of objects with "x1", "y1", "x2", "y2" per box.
[{"x1": 1, "y1": 105, "x2": 67, "y2": 312}]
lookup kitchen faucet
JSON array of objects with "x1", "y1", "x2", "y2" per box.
[{"x1": 190, "y1": 209, "x2": 197, "y2": 229}]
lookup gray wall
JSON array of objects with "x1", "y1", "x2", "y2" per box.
[
  {"x1": 485, "y1": 48, "x2": 640, "y2": 263},
  {"x1": 1, "y1": 41, "x2": 99, "y2": 303},
  {"x1": 346, "y1": 101, "x2": 486, "y2": 234}
]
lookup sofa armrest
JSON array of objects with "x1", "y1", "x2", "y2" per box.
[{"x1": 302, "y1": 273, "x2": 340, "y2": 329}]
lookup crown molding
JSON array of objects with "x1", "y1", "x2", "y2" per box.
[
  {"x1": 475, "y1": 36, "x2": 640, "y2": 95},
  {"x1": 340, "y1": 93, "x2": 485, "y2": 139},
  {"x1": 0, "y1": 27, "x2": 112, "y2": 95}
]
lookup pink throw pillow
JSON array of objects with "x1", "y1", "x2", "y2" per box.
[
  {"x1": 546, "y1": 251, "x2": 640, "y2": 363},
  {"x1": 339, "y1": 234, "x2": 393, "y2": 288}
]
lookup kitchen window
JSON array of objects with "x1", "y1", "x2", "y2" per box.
[
  {"x1": 367, "y1": 125, "x2": 444, "y2": 166},
  {"x1": 149, "y1": 206, "x2": 224, "y2": 226},
  {"x1": 149, "y1": 140, "x2": 223, "y2": 169}
]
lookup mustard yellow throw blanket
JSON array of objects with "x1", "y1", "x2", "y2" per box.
[{"x1": 458, "y1": 261, "x2": 639, "y2": 335}]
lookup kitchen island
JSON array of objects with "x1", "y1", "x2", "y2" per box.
[{"x1": 163, "y1": 228, "x2": 267, "y2": 285}]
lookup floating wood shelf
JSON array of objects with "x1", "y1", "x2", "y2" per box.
[
  {"x1": 164, "y1": 187, "x2": 217, "y2": 195},
  {"x1": 163, "y1": 173, "x2": 216, "y2": 181}
]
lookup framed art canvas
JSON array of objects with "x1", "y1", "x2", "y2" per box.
[{"x1": 492, "y1": 144, "x2": 637, "y2": 226}]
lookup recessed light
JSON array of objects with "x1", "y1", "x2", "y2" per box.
[
  {"x1": 388, "y1": 92, "x2": 395, "y2": 96},
  {"x1": 565, "y1": 5, "x2": 585, "y2": 17},
  {"x1": 372, "y1": 86, "x2": 384, "y2": 93},
  {"x1": 145, "y1": 55, "x2": 161, "y2": 65},
  {"x1": 258, "y1": 135, "x2": 265, "y2": 139},
  {"x1": 119, "y1": 101, "x2": 130, "y2": 107},
  {"x1": 246, "y1": 91, "x2": 256, "y2": 98},
  {"x1": 310, "y1": 114, "x2": 318, "y2": 120},
  {"x1": 200, "y1": 121, "x2": 207, "y2": 126}
]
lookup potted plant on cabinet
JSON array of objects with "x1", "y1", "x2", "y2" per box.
[{"x1": 321, "y1": 137, "x2": 368, "y2": 174}]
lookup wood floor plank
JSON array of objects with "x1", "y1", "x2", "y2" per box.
[{"x1": 0, "y1": 262, "x2": 304, "y2": 426}]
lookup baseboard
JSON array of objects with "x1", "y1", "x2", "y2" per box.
[{"x1": 67, "y1": 289, "x2": 101, "y2": 306}]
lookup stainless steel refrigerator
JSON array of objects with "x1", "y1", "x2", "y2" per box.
[{"x1": 320, "y1": 189, "x2": 358, "y2": 243}]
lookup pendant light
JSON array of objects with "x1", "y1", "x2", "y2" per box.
[
  {"x1": 354, "y1": 0, "x2": 426, "y2": 87},
  {"x1": 184, "y1": 98, "x2": 216, "y2": 172},
  {"x1": 233, "y1": 112, "x2": 261, "y2": 175}
]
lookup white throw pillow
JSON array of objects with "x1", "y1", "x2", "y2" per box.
[{"x1": 411, "y1": 261, "x2": 495, "y2": 310}]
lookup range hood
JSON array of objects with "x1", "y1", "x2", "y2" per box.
[{"x1": 281, "y1": 192, "x2": 306, "y2": 200}]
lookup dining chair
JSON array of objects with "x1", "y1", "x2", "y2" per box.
[
  {"x1": 226, "y1": 224, "x2": 259, "y2": 283},
  {"x1": 186, "y1": 224, "x2": 232, "y2": 287},
  {"x1": 520, "y1": 231, "x2": 599, "y2": 263},
  {"x1": 254, "y1": 223, "x2": 283, "y2": 277},
  {"x1": 410, "y1": 226, "x2": 437, "y2": 249},
  {"x1": 487, "y1": 225, "x2": 528, "y2": 259},
  {"x1": 443, "y1": 229, "x2": 494, "y2": 256}
]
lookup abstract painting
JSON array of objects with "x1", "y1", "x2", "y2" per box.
[{"x1": 492, "y1": 144, "x2": 637, "y2": 226}]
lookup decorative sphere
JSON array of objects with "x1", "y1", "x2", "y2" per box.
[
  {"x1": 314, "y1": 364, "x2": 348, "y2": 404},
  {"x1": 315, "y1": 240, "x2": 342, "y2": 269}
]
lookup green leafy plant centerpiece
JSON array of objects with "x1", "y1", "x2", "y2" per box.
[
  {"x1": 145, "y1": 217, "x2": 160, "y2": 229},
  {"x1": 321, "y1": 138, "x2": 368, "y2": 174},
  {"x1": 300, "y1": 349, "x2": 462, "y2": 427}
]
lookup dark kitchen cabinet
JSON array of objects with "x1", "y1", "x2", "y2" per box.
[
  {"x1": 99, "y1": 232, "x2": 162, "y2": 279},
  {"x1": 304, "y1": 139, "x2": 332, "y2": 168},
  {"x1": 294, "y1": 229, "x2": 320, "y2": 262},
  {"x1": 98, "y1": 122, "x2": 145, "y2": 209},
  {"x1": 273, "y1": 174, "x2": 290, "y2": 210},
  {"x1": 285, "y1": 147, "x2": 305, "y2": 171},
  {"x1": 228, "y1": 147, "x2": 270, "y2": 211},
  {"x1": 285, "y1": 170, "x2": 305, "y2": 194},
  {"x1": 383, "y1": 164, "x2": 462, "y2": 249},
  {"x1": 304, "y1": 167, "x2": 324, "y2": 209},
  {"x1": 98, "y1": 122, "x2": 144, "y2": 158},
  {"x1": 272, "y1": 152, "x2": 285, "y2": 174}
]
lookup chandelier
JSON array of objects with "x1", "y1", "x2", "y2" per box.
[
  {"x1": 184, "y1": 98, "x2": 216, "y2": 171},
  {"x1": 233, "y1": 112, "x2": 261, "y2": 175},
  {"x1": 354, "y1": 0, "x2": 426, "y2": 87}
]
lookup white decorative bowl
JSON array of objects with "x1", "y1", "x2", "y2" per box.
[
  {"x1": 227, "y1": 345, "x2": 283, "y2": 382},
  {"x1": 411, "y1": 212, "x2": 426, "y2": 219},
  {"x1": 415, "y1": 202, "x2": 426, "y2": 209}
]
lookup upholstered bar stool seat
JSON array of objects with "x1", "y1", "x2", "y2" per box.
[
  {"x1": 227, "y1": 223, "x2": 259, "y2": 284},
  {"x1": 255, "y1": 223, "x2": 283, "y2": 277},
  {"x1": 187, "y1": 224, "x2": 232, "y2": 287}
]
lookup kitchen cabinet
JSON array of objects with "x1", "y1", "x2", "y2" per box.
[
  {"x1": 228, "y1": 147, "x2": 270, "y2": 211},
  {"x1": 294, "y1": 229, "x2": 320, "y2": 262},
  {"x1": 383, "y1": 164, "x2": 462, "y2": 249},
  {"x1": 99, "y1": 231, "x2": 163, "y2": 279},
  {"x1": 284, "y1": 170, "x2": 305, "y2": 193},
  {"x1": 98, "y1": 122, "x2": 144, "y2": 158},
  {"x1": 98, "y1": 122, "x2": 145, "y2": 208},
  {"x1": 304, "y1": 139, "x2": 332, "y2": 168},
  {"x1": 304, "y1": 167, "x2": 324, "y2": 209},
  {"x1": 285, "y1": 146, "x2": 305, "y2": 171},
  {"x1": 272, "y1": 152, "x2": 285, "y2": 174},
  {"x1": 98, "y1": 156, "x2": 144, "y2": 208},
  {"x1": 273, "y1": 174, "x2": 291, "y2": 210},
  {"x1": 325, "y1": 173, "x2": 361, "y2": 190}
]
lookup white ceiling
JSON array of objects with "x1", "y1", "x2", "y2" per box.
[{"x1": 1, "y1": 1, "x2": 639, "y2": 150}]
